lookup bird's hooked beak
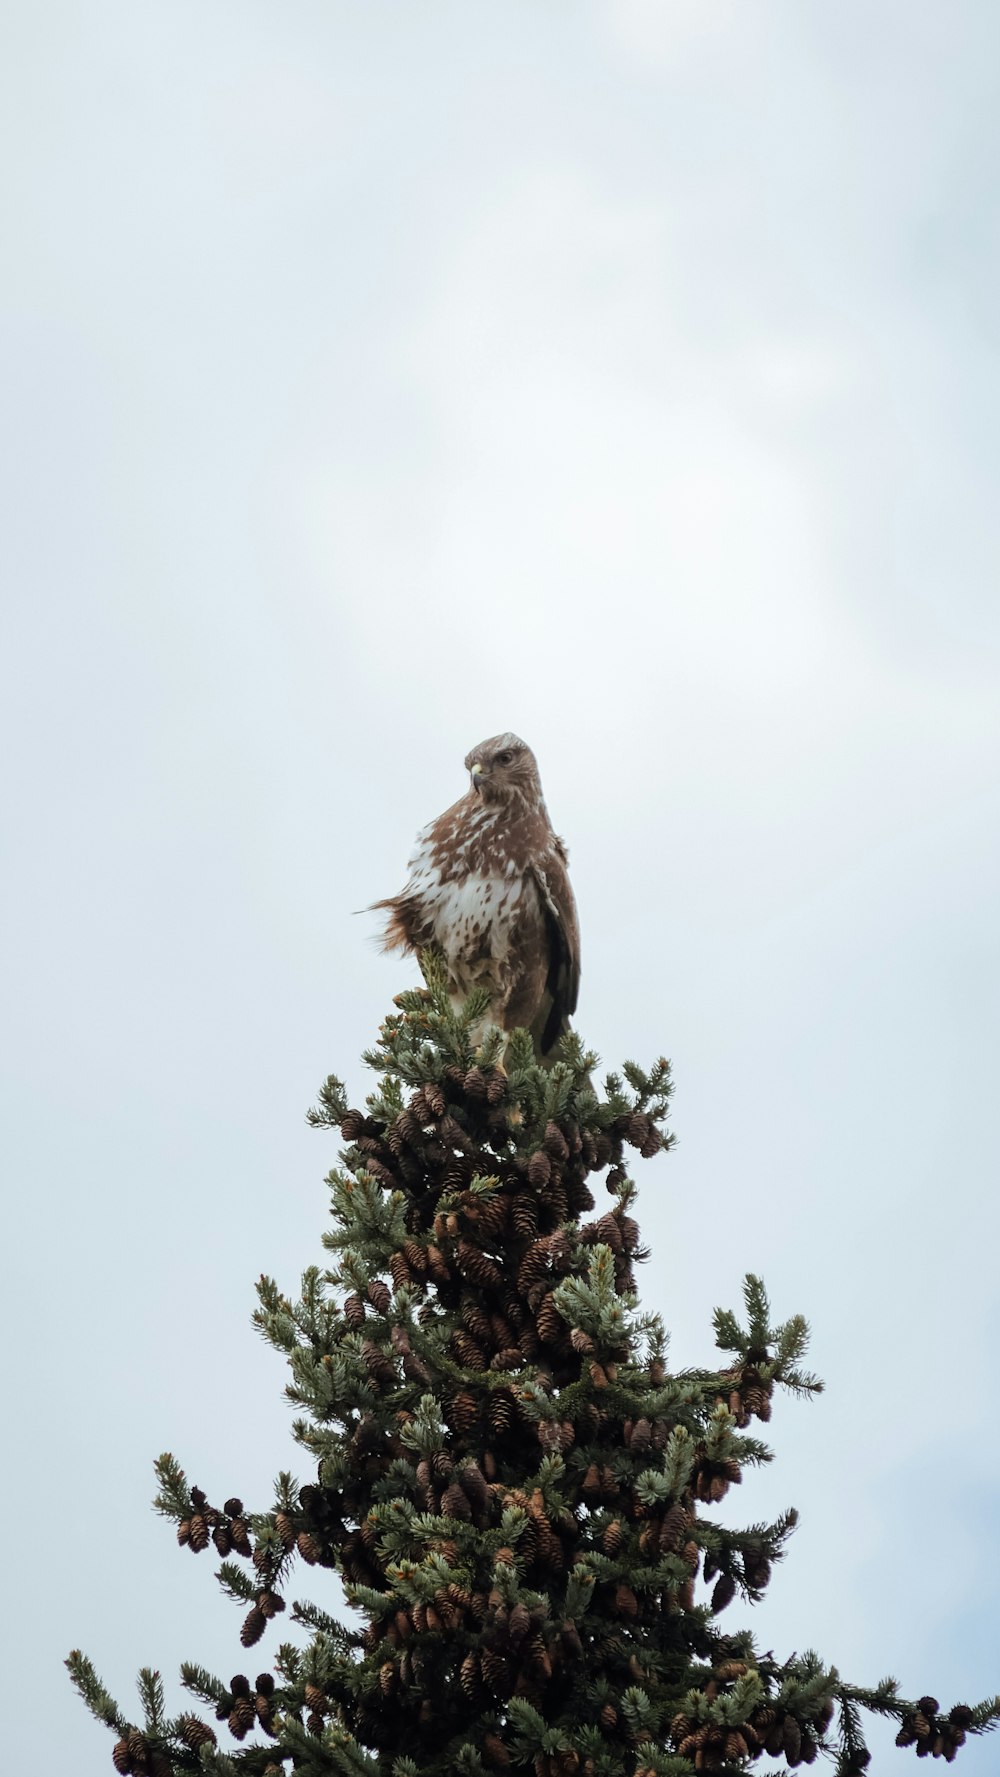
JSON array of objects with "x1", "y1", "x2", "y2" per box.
[{"x1": 470, "y1": 762, "x2": 484, "y2": 794}]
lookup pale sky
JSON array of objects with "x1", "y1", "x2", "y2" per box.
[{"x1": 3, "y1": 3, "x2": 999, "y2": 1770}]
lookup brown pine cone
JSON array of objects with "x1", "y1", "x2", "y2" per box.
[
  {"x1": 240, "y1": 1605, "x2": 266, "y2": 1647},
  {"x1": 783, "y1": 1717, "x2": 802, "y2": 1764},
  {"x1": 177, "y1": 1716, "x2": 216, "y2": 1750},
  {"x1": 483, "y1": 1732, "x2": 511, "y2": 1765},
  {"x1": 460, "y1": 1651, "x2": 482, "y2": 1697},
  {"x1": 446, "y1": 1389, "x2": 478, "y2": 1430},
  {"x1": 457, "y1": 1240, "x2": 504, "y2": 1291},
  {"x1": 230, "y1": 1518, "x2": 252, "y2": 1557},
  {"x1": 528, "y1": 1150, "x2": 552, "y2": 1188},
  {"x1": 543, "y1": 1121, "x2": 570, "y2": 1160},
  {"x1": 711, "y1": 1573, "x2": 737, "y2": 1613},
  {"x1": 452, "y1": 1330, "x2": 488, "y2": 1370},
  {"x1": 229, "y1": 1697, "x2": 255, "y2": 1740},
  {"x1": 512, "y1": 1192, "x2": 540, "y2": 1237},
  {"x1": 659, "y1": 1502, "x2": 688, "y2": 1552},
  {"x1": 255, "y1": 1696, "x2": 277, "y2": 1736},
  {"x1": 602, "y1": 1519, "x2": 623, "y2": 1555},
  {"x1": 187, "y1": 1514, "x2": 209, "y2": 1553},
  {"x1": 458, "y1": 1461, "x2": 490, "y2": 1511},
  {"x1": 366, "y1": 1279, "x2": 391, "y2": 1315},
  {"x1": 441, "y1": 1480, "x2": 472, "y2": 1520},
  {"x1": 489, "y1": 1391, "x2": 514, "y2": 1432},
  {"x1": 297, "y1": 1530, "x2": 321, "y2": 1564},
  {"x1": 111, "y1": 1743, "x2": 133, "y2": 1775}
]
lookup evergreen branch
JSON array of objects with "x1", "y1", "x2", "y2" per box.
[
  {"x1": 307, "y1": 1075, "x2": 350, "y2": 1129},
  {"x1": 180, "y1": 1663, "x2": 229, "y2": 1708},
  {"x1": 65, "y1": 1651, "x2": 127, "y2": 1732},
  {"x1": 136, "y1": 1667, "x2": 166, "y2": 1734},
  {"x1": 216, "y1": 1560, "x2": 258, "y2": 1603},
  {"x1": 152, "y1": 1452, "x2": 192, "y2": 1519}
]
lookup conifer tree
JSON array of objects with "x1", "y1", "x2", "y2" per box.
[{"x1": 69, "y1": 967, "x2": 999, "y2": 1776}]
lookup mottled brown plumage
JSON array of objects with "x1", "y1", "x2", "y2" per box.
[{"x1": 373, "y1": 733, "x2": 580, "y2": 1058}]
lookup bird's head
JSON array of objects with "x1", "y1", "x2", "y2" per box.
[{"x1": 464, "y1": 733, "x2": 540, "y2": 807}]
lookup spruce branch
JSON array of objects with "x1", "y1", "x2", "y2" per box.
[{"x1": 65, "y1": 1651, "x2": 127, "y2": 1732}]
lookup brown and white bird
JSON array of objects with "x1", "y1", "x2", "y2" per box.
[{"x1": 374, "y1": 733, "x2": 580, "y2": 1059}]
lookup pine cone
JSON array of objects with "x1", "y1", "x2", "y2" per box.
[
  {"x1": 177, "y1": 1716, "x2": 216, "y2": 1751},
  {"x1": 543, "y1": 1122, "x2": 569, "y2": 1161},
  {"x1": 111, "y1": 1743, "x2": 133, "y2": 1775},
  {"x1": 230, "y1": 1518, "x2": 252, "y2": 1557},
  {"x1": 599, "y1": 1703, "x2": 617, "y2": 1731},
  {"x1": 613, "y1": 1582, "x2": 638, "y2": 1618},
  {"x1": 462, "y1": 1300, "x2": 493, "y2": 1342},
  {"x1": 512, "y1": 1192, "x2": 540, "y2": 1238},
  {"x1": 367, "y1": 1279, "x2": 391, "y2": 1315},
  {"x1": 229, "y1": 1697, "x2": 255, "y2": 1740},
  {"x1": 274, "y1": 1512, "x2": 295, "y2": 1550},
  {"x1": 659, "y1": 1502, "x2": 688, "y2": 1552},
  {"x1": 441, "y1": 1480, "x2": 472, "y2": 1520},
  {"x1": 457, "y1": 1240, "x2": 504, "y2": 1291},
  {"x1": 460, "y1": 1651, "x2": 482, "y2": 1697},
  {"x1": 447, "y1": 1389, "x2": 478, "y2": 1431},
  {"x1": 388, "y1": 1251, "x2": 413, "y2": 1292},
  {"x1": 481, "y1": 1647, "x2": 511, "y2": 1692},
  {"x1": 528, "y1": 1150, "x2": 552, "y2": 1188},
  {"x1": 402, "y1": 1239, "x2": 428, "y2": 1276},
  {"x1": 711, "y1": 1573, "x2": 737, "y2": 1613},
  {"x1": 255, "y1": 1696, "x2": 277, "y2": 1736},
  {"x1": 212, "y1": 1523, "x2": 232, "y2": 1557},
  {"x1": 536, "y1": 1295, "x2": 564, "y2": 1343},
  {"x1": 240, "y1": 1605, "x2": 266, "y2": 1647},
  {"x1": 297, "y1": 1530, "x2": 322, "y2": 1564},
  {"x1": 483, "y1": 1732, "x2": 511, "y2": 1765},
  {"x1": 452, "y1": 1330, "x2": 488, "y2": 1370},
  {"x1": 602, "y1": 1519, "x2": 622, "y2": 1555},
  {"x1": 187, "y1": 1513, "x2": 209, "y2": 1553},
  {"x1": 783, "y1": 1717, "x2": 802, "y2": 1764},
  {"x1": 489, "y1": 1391, "x2": 514, "y2": 1432},
  {"x1": 458, "y1": 1462, "x2": 490, "y2": 1512},
  {"x1": 623, "y1": 1112, "x2": 651, "y2": 1147}
]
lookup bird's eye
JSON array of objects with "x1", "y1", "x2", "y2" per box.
[{"x1": 496, "y1": 750, "x2": 513, "y2": 766}]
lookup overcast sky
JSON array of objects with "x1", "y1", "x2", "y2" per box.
[{"x1": 3, "y1": 2, "x2": 999, "y2": 1770}]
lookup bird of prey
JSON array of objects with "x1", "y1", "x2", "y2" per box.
[{"x1": 374, "y1": 733, "x2": 580, "y2": 1059}]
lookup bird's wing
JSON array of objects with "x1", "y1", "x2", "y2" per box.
[{"x1": 528, "y1": 839, "x2": 581, "y2": 1053}]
